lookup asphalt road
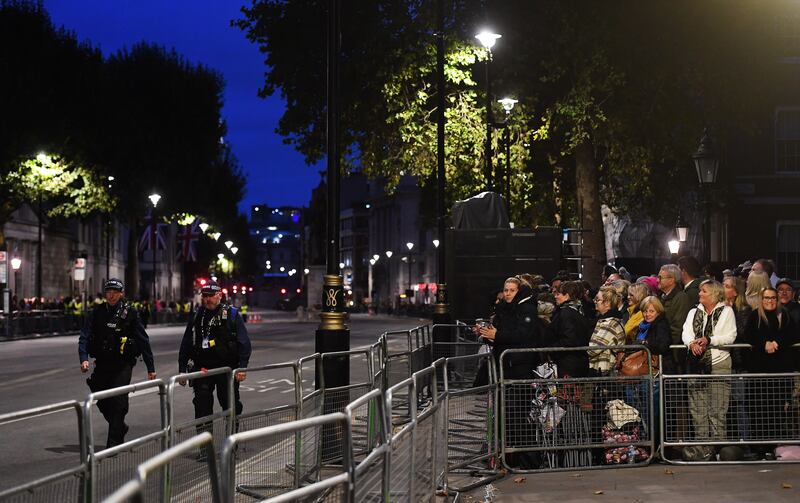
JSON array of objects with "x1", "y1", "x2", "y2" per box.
[{"x1": 0, "y1": 311, "x2": 426, "y2": 492}]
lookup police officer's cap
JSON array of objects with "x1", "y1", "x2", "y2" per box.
[
  {"x1": 201, "y1": 280, "x2": 222, "y2": 295},
  {"x1": 104, "y1": 278, "x2": 125, "y2": 292}
]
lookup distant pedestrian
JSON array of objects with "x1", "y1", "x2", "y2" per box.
[
  {"x1": 78, "y1": 279, "x2": 156, "y2": 448},
  {"x1": 178, "y1": 280, "x2": 251, "y2": 419}
]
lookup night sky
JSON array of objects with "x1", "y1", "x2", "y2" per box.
[{"x1": 43, "y1": 0, "x2": 323, "y2": 214}]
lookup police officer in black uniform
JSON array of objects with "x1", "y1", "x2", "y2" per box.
[
  {"x1": 79, "y1": 279, "x2": 157, "y2": 448},
  {"x1": 178, "y1": 280, "x2": 251, "y2": 418}
]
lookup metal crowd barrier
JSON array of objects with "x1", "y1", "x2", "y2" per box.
[
  {"x1": 83, "y1": 379, "x2": 169, "y2": 502},
  {"x1": 499, "y1": 346, "x2": 655, "y2": 473},
  {"x1": 233, "y1": 361, "x2": 300, "y2": 434},
  {"x1": 101, "y1": 433, "x2": 219, "y2": 503},
  {"x1": 219, "y1": 413, "x2": 353, "y2": 503},
  {"x1": 440, "y1": 353, "x2": 500, "y2": 494},
  {"x1": 345, "y1": 389, "x2": 387, "y2": 503},
  {"x1": 0, "y1": 401, "x2": 87, "y2": 503},
  {"x1": 661, "y1": 344, "x2": 800, "y2": 464},
  {"x1": 430, "y1": 324, "x2": 484, "y2": 363}
]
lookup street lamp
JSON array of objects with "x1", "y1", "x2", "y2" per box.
[
  {"x1": 692, "y1": 130, "x2": 718, "y2": 265},
  {"x1": 11, "y1": 257, "x2": 21, "y2": 271},
  {"x1": 475, "y1": 29, "x2": 501, "y2": 191},
  {"x1": 676, "y1": 213, "x2": 690, "y2": 243},
  {"x1": 210, "y1": 232, "x2": 221, "y2": 241},
  {"x1": 668, "y1": 239, "x2": 680, "y2": 255},
  {"x1": 498, "y1": 97, "x2": 517, "y2": 218},
  {"x1": 432, "y1": 239, "x2": 440, "y2": 248},
  {"x1": 199, "y1": 222, "x2": 209, "y2": 233},
  {"x1": 148, "y1": 193, "x2": 161, "y2": 306},
  {"x1": 406, "y1": 242, "x2": 414, "y2": 251},
  {"x1": 385, "y1": 250, "x2": 393, "y2": 309},
  {"x1": 224, "y1": 240, "x2": 234, "y2": 250}
]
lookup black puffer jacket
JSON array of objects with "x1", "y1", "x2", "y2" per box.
[
  {"x1": 490, "y1": 284, "x2": 541, "y2": 379},
  {"x1": 550, "y1": 301, "x2": 592, "y2": 378}
]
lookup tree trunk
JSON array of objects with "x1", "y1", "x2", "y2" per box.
[
  {"x1": 125, "y1": 216, "x2": 139, "y2": 298},
  {"x1": 574, "y1": 140, "x2": 607, "y2": 286}
]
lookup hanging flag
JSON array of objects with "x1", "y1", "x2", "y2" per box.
[
  {"x1": 139, "y1": 214, "x2": 167, "y2": 253},
  {"x1": 177, "y1": 220, "x2": 201, "y2": 262}
]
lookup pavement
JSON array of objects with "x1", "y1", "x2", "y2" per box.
[{"x1": 460, "y1": 463, "x2": 799, "y2": 502}]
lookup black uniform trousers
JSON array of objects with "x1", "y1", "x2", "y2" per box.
[
  {"x1": 193, "y1": 373, "x2": 243, "y2": 419},
  {"x1": 87, "y1": 363, "x2": 133, "y2": 447}
]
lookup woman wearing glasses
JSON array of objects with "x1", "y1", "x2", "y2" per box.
[{"x1": 743, "y1": 287, "x2": 798, "y2": 458}]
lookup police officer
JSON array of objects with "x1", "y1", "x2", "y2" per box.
[
  {"x1": 178, "y1": 280, "x2": 251, "y2": 417},
  {"x1": 79, "y1": 279, "x2": 156, "y2": 448}
]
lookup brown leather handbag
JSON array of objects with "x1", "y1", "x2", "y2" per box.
[{"x1": 616, "y1": 349, "x2": 659, "y2": 377}]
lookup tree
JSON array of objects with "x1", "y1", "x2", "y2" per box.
[
  {"x1": 237, "y1": 0, "x2": 780, "y2": 282},
  {"x1": 0, "y1": 1, "x2": 110, "y2": 247}
]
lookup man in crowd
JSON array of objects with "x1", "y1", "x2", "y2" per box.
[
  {"x1": 776, "y1": 278, "x2": 800, "y2": 327},
  {"x1": 659, "y1": 264, "x2": 691, "y2": 371},
  {"x1": 678, "y1": 256, "x2": 703, "y2": 307},
  {"x1": 178, "y1": 280, "x2": 251, "y2": 419},
  {"x1": 752, "y1": 258, "x2": 779, "y2": 287},
  {"x1": 78, "y1": 279, "x2": 157, "y2": 448}
]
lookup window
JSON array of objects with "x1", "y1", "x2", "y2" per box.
[
  {"x1": 776, "y1": 10, "x2": 800, "y2": 57},
  {"x1": 775, "y1": 107, "x2": 800, "y2": 172},
  {"x1": 777, "y1": 222, "x2": 800, "y2": 279}
]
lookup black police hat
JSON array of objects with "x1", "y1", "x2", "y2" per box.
[
  {"x1": 104, "y1": 278, "x2": 125, "y2": 291},
  {"x1": 201, "y1": 280, "x2": 222, "y2": 295}
]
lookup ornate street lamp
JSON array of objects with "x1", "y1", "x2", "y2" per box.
[
  {"x1": 692, "y1": 130, "x2": 718, "y2": 265},
  {"x1": 148, "y1": 193, "x2": 161, "y2": 305}
]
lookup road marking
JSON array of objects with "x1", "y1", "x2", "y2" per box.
[{"x1": 0, "y1": 368, "x2": 64, "y2": 389}]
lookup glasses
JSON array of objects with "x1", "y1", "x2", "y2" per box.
[{"x1": 763, "y1": 296, "x2": 778, "y2": 301}]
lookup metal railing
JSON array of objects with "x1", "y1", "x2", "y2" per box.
[
  {"x1": 8, "y1": 327, "x2": 800, "y2": 503},
  {"x1": 499, "y1": 346, "x2": 655, "y2": 473},
  {"x1": 0, "y1": 401, "x2": 87, "y2": 503},
  {"x1": 660, "y1": 343, "x2": 800, "y2": 464}
]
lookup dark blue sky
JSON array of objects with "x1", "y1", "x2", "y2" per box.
[{"x1": 43, "y1": 0, "x2": 322, "y2": 214}]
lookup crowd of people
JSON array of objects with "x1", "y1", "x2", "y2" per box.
[
  {"x1": 474, "y1": 257, "x2": 800, "y2": 467},
  {"x1": 8, "y1": 294, "x2": 199, "y2": 329}
]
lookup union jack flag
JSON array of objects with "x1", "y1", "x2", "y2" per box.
[
  {"x1": 177, "y1": 220, "x2": 201, "y2": 262},
  {"x1": 139, "y1": 214, "x2": 168, "y2": 252}
]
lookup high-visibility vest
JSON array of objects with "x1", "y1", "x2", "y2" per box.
[
  {"x1": 74, "y1": 301, "x2": 83, "y2": 315},
  {"x1": 241, "y1": 304, "x2": 248, "y2": 314}
]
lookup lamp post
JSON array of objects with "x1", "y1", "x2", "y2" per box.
[
  {"x1": 34, "y1": 153, "x2": 49, "y2": 302},
  {"x1": 148, "y1": 193, "x2": 161, "y2": 307},
  {"x1": 692, "y1": 130, "x2": 719, "y2": 265},
  {"x1": 405, "y1": 242, "x2": 414, "y2": 301},
  {"x1": 316, "y1": 0, "x2": 350, "y2": 399},
  {"x1": 230, "y1": 246, "x2": 238, "y2": 280},
  {"x1": 106, "y1": 176, "x2": 114, "y2": 282},
  {"x1": 432, "y1": 0, "x2": 451, "y2": 332},
  {"x1": 497, "y1": 97, "x2": 517, "y2": 219},
  {"x1": 475, "y1": 30, "x2": 501, "y2": 191},
  {"x1": 385, "y1": 250, "x2": 393, "y2": 309}
]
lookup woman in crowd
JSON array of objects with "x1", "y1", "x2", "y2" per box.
[
  {"x1": 588, "y1": 286, "x2": 626, "y2": 375},
  {"x1": 680, "y1": 280, "x2": 737, "y2": 461},
  {"x1": 624, "y1": 296, "x2": 674, "y2": 443},
  {"x1": 623, "y1": 283, "x2": 650, "y2": 341},
  {"x1": 743, "y1": 287, "x2": 798, "y2": 457},
  {"x1": 552, "y1": 281, "x2": 593, "y2": 378},
  {"x1": 478, "y1": 277, "x2": 540, "y2": 467},
  {"x1": 746, "y1": 270, "x2": 771, "y2": 307},
  {"x1": 609, "y1": 279, "x2": 631, "y2": 316},
  {"x1": 723, "y1": 275, "x2": 756, "y2": 458}
]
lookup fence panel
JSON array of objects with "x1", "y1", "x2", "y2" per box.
[
  {"x1": 219, "y1": 413, "x2": 352, "y2": 503},
  {"x1": 441, "y1": 353, "x2": 500, "y2": 494},
  {"x1": 234, "y1": 362, "x2": 300, "y2": 434},
  {"x1": 297, "y1": 354, "x2": 323, "y2": 485},
  {"x1": 84, "y1": 379, "x2": 169, "y2": 503},
  {"x1": 500, "y1": 347, "x2": 655, "y2": 473},
  {"x1": 0, "y1": 401, "x2": 87, "y2": 503},
  {"x1": 345, "y1": 390, "x2": 387, "y2": 503},
  {"x1": 100, "y1": 432, "x2": 220, "y2": 503},
  {"x1": 411, "y1": 365, "x2": 439, "y2": 503},
  {"x1": 385, "y1": 378, "x2": 415, "y2": 503},
  {"x1": 662, "y1": 368, "x2": 800, "y2": 464},
  {"x1": 320, "y1": 350, "x2": 373, "y2": 465}
]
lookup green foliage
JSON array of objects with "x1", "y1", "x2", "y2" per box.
[{"x1": 5, "y1": 154, "x2": 114, "y2": 218}]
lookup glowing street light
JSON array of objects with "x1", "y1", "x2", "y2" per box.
[
  {"x1": 406, "y1": 242, "x2": 414, "y2": 251},
  {"x1": 474, "y1": 30, "x2": 501, "y2": 49},
  {"x1": 217, "y1": 253, "x2": 225, "y2": 260},
  {"x1": 210, "y1": 232, "x2": 221, "y2": 241},
  {"x1": 385, "y1": 250, "x2": 393, "y2": 258},
  {"x1": 148, "y1": 193, "x2": 162, "y2": 208},
  {"x1": 11, "y1": 257, "x2": 21, "y2": 270},
  {"x1": 668, "y1": 239, "x2": 680, "y2": 255},
  {"x1": 432, "y1": 239, "x2": 440, "y2": 248},
  {"x1": 230, "y1": 246, "x2": 238, "y2": 255},
  {"x1": 198, "y1": 222, "x2": 209, "y2": 233},
  {"x1": 224, "y1": 240, "x2": 233, "y2": 249}
]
